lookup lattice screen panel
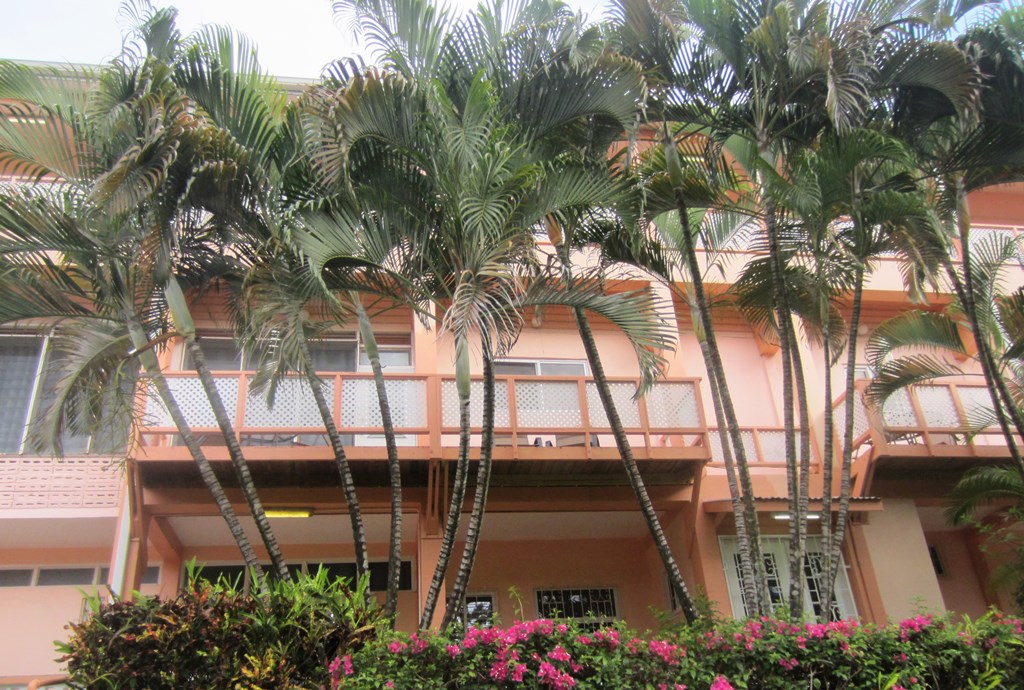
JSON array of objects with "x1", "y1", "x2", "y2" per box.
[
  {"x1": 0, "y1": 457, "x2": 121, "y2": 509},
  {"x1": 146, "y1": 376, "x2": 239, "y2": 428},
  {"x1": 957, "y1": 387, "x2": 995, "y2": 425},
  {"x1": 707, "y1": 429, "x2": 759, "y2": 462},
  {"x1": 915, "y1": 386, "x2": 962, "y2": 428},
  {"x1": 342, "y1": 379, "x2": 427, "y2": 429},
  {"x1": 585, "y1": 382, "x2": 640, "y2": 428},
  {"x1": 758, "y1": 430, "x2": 803, "y2": 463},
  {"x1": 515, "y1": 381, "x2": 581, "y2": 428},
  {"x1": 853, "y1": 392, "x2": 870, "y2": 440},
  {"x1": 881, "y1": 389, "x2": 917, "y2": 428},
  {"x1": 441, "y1": 380, "x2": 511, "y2": 428},
  {"x1": 646, "y1": 382, "x2": 700, "y2": 428},
  {"x1": 244, "y1": 377, "x2": 329, "y2": 429}
]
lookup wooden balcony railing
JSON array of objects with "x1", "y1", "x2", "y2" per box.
[
  {"x1": 707, "y1": 427, "x2": 819, "y2": 466},
  {"x1": 139, "y1": 372, "x2": 711, "y2": 463},
  {"x1": 831, "y1": 379, "x2": 1020, "y2": 461}
]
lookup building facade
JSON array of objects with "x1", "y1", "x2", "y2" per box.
[{"x1": 1, "y1": 182, "x2": 1022, "y2": 686}]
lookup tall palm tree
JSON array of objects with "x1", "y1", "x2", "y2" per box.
[{"x1": 0, "y1": 4, "x2": 293, "y2": 582}]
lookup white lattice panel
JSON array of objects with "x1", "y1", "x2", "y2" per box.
[
  {"x1": 756, "y1": 431, "x2": 805, "y2": 463},
  {"x1": 882, "y1": 389, "x2": 917, "y2": 428},
  {"x1": 916, "y1": 385, "x2": 961, "y2": 428},
  {"x1": 146, "y1": 376, "x2": 239, "y2": 429},
  {"x1": 342, "y1": 378, "x2": 427, "y2": 429},
  {"x1": 853, "y1": 393, "x2": 869, "y2": 440},
  {"x1": 709, "y1": 429, "x2": 758, "y2": 462},
  {"x1": 646, "y1": 382, "x2": 700, "y2": 428},
  {"x1": 244, "y1": 378, "x2": 329, "y2": 429},
  {"x1": 586, "y1": 382, "x2": 640, "y2": 428},
  {"x1": 441, "y1": 380, "x2": 512, "y2": 428},
  {"x1": 515, "y1": 381, "x2": 581, "y2": 428},
  {"x1": 957, "y1": 387, "x2": 995, "y2": 425},
  {"x1": 0, "y1": 457, "x2": 121, "y2": 509}
]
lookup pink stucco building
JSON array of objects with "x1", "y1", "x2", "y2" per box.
[{"x1": 1, "y1": 172, "x2": 1022, "y2": 685}]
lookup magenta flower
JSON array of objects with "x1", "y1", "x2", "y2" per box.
[{"x1": 709, "y1": 675, "x2": 734, "y2": 690}]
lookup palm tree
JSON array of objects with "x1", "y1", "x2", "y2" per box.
[{"x1": 0, "y1": 4, "x2": 294, "y2": 582}]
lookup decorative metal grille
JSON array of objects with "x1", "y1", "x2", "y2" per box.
[
  {"x1": 536, "y1": 588, "x2": 617, "y2": 620},
  {"x1": 805, "y1": 551, "x2": 842, "y2": 622},
  {"x1": 514, "y1": 381, "x2": 581, "y2": 428},
  {"x1": 916, "y1": 385, "x2": 961, "y2": 428},
  {"x1": 341, "y1": 378, "x2": 427, "y2": 428},
  {"x1": 881, "y1": 389, "x2": 917, "y2": 428},
  {"x1": 586, "y1": 382, "x2": 640, "y2": 428},
  {"x1": 0, "y1": 457, "x2": 121, "y2": 509},
  {"x1": 146, "y1": 376, "x2": 239, "y2": 429},
  {"x1": 244, "y1": 377, "x2": 330, "y2": 429},
  {"x1": 646, "y1": 382, "x2": 700, "y2": 428}
]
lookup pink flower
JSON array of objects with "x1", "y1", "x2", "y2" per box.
[
  {"x1": 385, "y1": 682, "x2": 394, "y2": 689},
  {"x1": 387, "y1": 640, "x2": 407, "y2": 654},
  {"x1": 547, "y1": 645, "x2": 572, "y2": 663},
  {"x1": 709, "y1": 676, "x2": 734, "y2": 690},
  {"x1": 342, "y1": 655, "x2": 353, "y2": 676},
  {"x1": 447, "y1": 644, "x2": 461, "y2": 658}
]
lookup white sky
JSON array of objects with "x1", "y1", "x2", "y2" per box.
[{"x1": 1, "y1": 0, "x2": 610, "y2": 80}]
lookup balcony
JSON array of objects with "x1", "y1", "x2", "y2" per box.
[
  {"x1": 138, "y1": 372, "x2": 710, "y2": 484},
  {"x1": 832, "y1": 380, "x2": 1020, "y2": 485},
  {"x1": 0, "y1": 456, "x2": 123, "y2": 512},
  {"x1": 706, "y1": 427, "x2": 819, "y2": 467}
]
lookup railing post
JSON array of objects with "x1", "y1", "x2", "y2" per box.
[
  {"x1": 506, "y1": 376, "x2": 519, "y2": 451},
  {"x1": 427, "y1": 375, "x2": 442, "y2": 457},
  {"x1": 577, "y1": 378, "x2": 592, "y2": 458},
  {"x1": 235, "y1": 374, "x2": 248, "y2": 440}
]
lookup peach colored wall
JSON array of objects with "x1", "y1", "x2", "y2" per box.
[
  {"x1": 859, "y1": 500, "x2": 945, "y2": 620},
  {"x1": 0, "y1": 546, "x2": 160, "y2": 679},
  {"x1": 924, "y1": 530, "x2": 989, "y2": 619},
  {"x1": 462, "y1": 537, "x2": 668, "y2": 631}
]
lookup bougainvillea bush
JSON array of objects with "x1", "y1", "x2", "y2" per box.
[{"x1": 331, "y1": 613, "x2": 1024, "y2": 690}]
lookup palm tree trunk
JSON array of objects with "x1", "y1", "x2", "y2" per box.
[
  {"x1": 296, "y1": 337, "x2": 369, "y2": 578},
  {"x1": 354, "y1": 298, "x2": 403, "y2": 620},
  {"x1": 819, "y1": 314, "x2": 835, "y2": 621},
  {"x1": 440, "y1": 342, "x2": 495, "y2": 630},
  {"x1": 183, "y1": 337, "x2": 290, "y2": 581},
  {"x1": 125, "y1": 316, "x2": 266, "y2": 585},
  {"x1": 419, "y1": 341, "x2": 472, "y2": 629},
  {"x1": 824, "y1": 267, "x2": 864, "y2": 616},
  {"x1": 696, "y1": 323, "x2": 760, "y2": 615},
  {"x1": 572, "y1": 304, "x2": 698, "y2": 622},
  {"x1": 673, "y1": 189, "x2": 770, "y2": 614},
  {"x1": 164, "y1": 276, "x2": 290, "y2": 581},
  {"x1": 950, "y1": 180, "x2": 1024, "y2": 474},
  {"x1": 762, "y1": 192, "x2": 804, "y2": 618},
  {"x1": 789, "y1": 328, "x2": 813, "y2": 618}
]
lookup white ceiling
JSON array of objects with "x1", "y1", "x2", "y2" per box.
[
  {"x1": 0, "y1": 516, "x2": 117, "y2": 548},
  {"x1": 166, "y1": 510, "x2": 657, "y2": 547}
]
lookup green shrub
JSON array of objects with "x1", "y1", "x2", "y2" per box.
[
  {"x1": 58, "y1": 567, "x2": 384, "y2": 689},
  {"x1": 332, "y1": 612, "x2": 1024, "y2": 689}
]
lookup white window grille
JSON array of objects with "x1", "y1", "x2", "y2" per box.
[{"x1": 719, "y1": 536, "x2": 857, "y2": 620}]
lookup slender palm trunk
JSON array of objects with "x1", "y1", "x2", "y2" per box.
[
  {"x1": 824, "y1": 267, "x2": 864, "y2": 615},
  {"x1": 574, "y1": 305, "x2": 698, "y2": 621},
  {"x1": 441, "y1": 343, "x2": 495, "y2": 630},
  {"x1": 762, "y1": 191, "x2": 804, "y2": 618},
  {"x1": 163, "y1": 276, "x2": 289, "y2": 581},
  {"x1": 419, "y1": 341, "x2": 472, "y2": 629},
  {"x1": 354, "y1": 299, "x2": 403, "y2": 620},
  {"x1": 790, "y1": 328, "x2": 812, "y2": 618},
  {"x1": 552, "y1": 232, "x2": 698, "y2": 621},
  {"x1": 951, "y1": 180, "x2": 1024, "y2": 474},
  {"x1": 674, "y1": 190, "x2": 769, "y2": 614},
  {"x1": 125, "y1": 317, "x2": 266, "y2": 584},
  {"x1": 819, "y1": 314, "x2": 835, "y2": 621},
  {"x1": 183, "y1": 337, "x2": 290, "y2": 580},
  {"x1": 696, "y1": 326, "x2": 760, "y2": 615},
  {"x1": 296, "y1": 337, "x2": 368, "y2": 577}
]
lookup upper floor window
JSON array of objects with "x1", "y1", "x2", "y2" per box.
[
  {"x1": 0, "y1": 334, "x2": 119, "y2": 454},
  {"x1": 494, "y1": 360, "x2": 588, "y2": 377},
  {"x1": 180, "y1": 335, "x2": 411, "y2": 372}
]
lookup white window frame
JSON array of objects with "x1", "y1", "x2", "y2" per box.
[
  {"x1": 719, "y1": 536, "x2": 857, "y2": 620},
  {"x1": 463, "y1": 591, "x2": 498, "y2": 628}
]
